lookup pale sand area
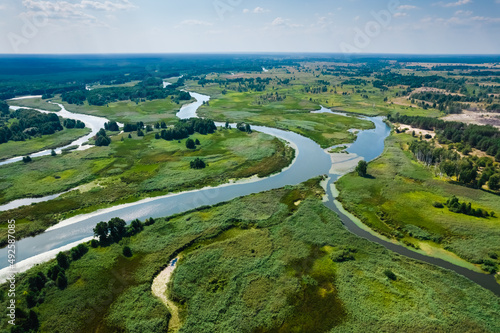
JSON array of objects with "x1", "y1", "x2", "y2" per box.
[
  {"x1": 443, "y1": 111, "x2": 500, "y2": 129},
  {"x1": 152, "y1": 257, "x2": 181, "y2": 332}
]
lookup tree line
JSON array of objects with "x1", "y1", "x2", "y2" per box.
[{"x1": 157, "y1": 119, "x2": 217, "y2": 141}]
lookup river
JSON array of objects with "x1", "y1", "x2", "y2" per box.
[{"x1": 1, "y1": 91, "x2": 499, "y2": 296}]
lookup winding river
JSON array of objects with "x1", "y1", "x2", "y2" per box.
[{"x1": 0, "y1": 91, "x2": 499, "y2": 297}]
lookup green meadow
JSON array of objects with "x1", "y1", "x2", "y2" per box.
[
  {"x1": 0, "y1": 127, "x2": 90, "y2": 161},
  {"x1": 0, "y1": 128, "x2": 293, "y2": 246},
  {"x1": 337, "y1": 133, "x2": 500, "y2": 271},
  {"x1": 1, "y1": 179, "x2": 498, "y2": 333}
]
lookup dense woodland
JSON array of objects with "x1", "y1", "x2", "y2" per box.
[{"x1": 0, "y1": 108, "x2": 85, "y2": 144}]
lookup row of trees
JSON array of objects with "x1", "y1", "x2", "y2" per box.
[
  {"x1": 158, "y1": 119, "x2": 217, "y2": 141},
  {"x1": 93, "y1": 217, "x2": 154, "y2": 245}
]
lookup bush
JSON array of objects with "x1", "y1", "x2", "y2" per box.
[
  {"x1": 186, "y1": 138, "x2": 196, "y2": 149},
  {"x1": 190, "y1": 158, "x2": 206, "y2": 169},
  {"x1": 56, "y1": 272, "x2": 67, "y2": 289},
  {"x1": 22, "y1": 156, "x2": 32, "y2": 163},
  {"x1": 56, "y1": 252, "x2": 69, "y2": 269},
  {"x1": 432, "y1": 202, "x2": 444, "y2": 208},
  {"x1": 384, "y1": 269, "x2": 397, "y2": 281},
  {"x1": 123, "y1": 246, "x2": 133, "y2": 257}
]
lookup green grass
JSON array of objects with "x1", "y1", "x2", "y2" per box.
[
  {"x1": 0, "y1": 129, "x2": 294, "y2": 246},
  {"x1": 0, "y1": 127, "x2": 90, "y2": 161},
  {"x1": 6, "y1": 97, "x2": 62, "y2": 111},
  {"x1": 337, "y1": 133, "x2": 500, "y2": 270},
  {"x1": 1, "y1": 179, "x2": 498, "y2": 333}
]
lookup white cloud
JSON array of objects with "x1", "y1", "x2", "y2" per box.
[
  {"x1": 179, "y1": 19, "x2": 213, "y2": 26},
  {"x1": 394, "y1": 12, "x2": 408, "y2": 18},
  {"x1": 455, "y1": 10, "x2": 472, "y2": 16},
  {"x1": 243, "y1": 7, "x2": 269, "y2": 14},
  {"x1": 20, "y1": 0, "x2": 136, "y2": 26},
  {"x1": 271, "y1": 17, "x2": 285, "y2": 26},
  {"x1": 437, "y1": 0, "x2": 473, "y2": 8},
  {"x1": 398, "y1": 5, "x2": 417, "y2": 10}
]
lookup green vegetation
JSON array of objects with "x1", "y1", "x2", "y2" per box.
[
  {"x1": 1, "y1": 179, "x2": 499, "y2": 333},
  {"x1": 0, "y1": 108, "x2": 85, "y2": 144},
  {"x1": 0, "y1": 128, "x2": 293, "y2": 246},
  {"x1": 337, "y1": 134, "x2": 500, "y2": 271},
  {"x1": 0, "y1": 127, "x2": 89, "y2": 161}
]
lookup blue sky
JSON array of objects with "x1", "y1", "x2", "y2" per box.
[{"x1": 0, "y1": 0, "x2": 499, "y2": 54}]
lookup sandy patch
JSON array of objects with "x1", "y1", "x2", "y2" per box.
[
  {"x1": 152, "y1": 257, "x2": 181, "y2": 332},
  {"x1": 443, "y1": 111, "x2": 500, "y2": 129}
]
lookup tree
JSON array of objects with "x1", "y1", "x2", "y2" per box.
[
  {"x1": 47, "y1": 265, "x2": 63, "y2": 281},
  {"x1": 128, "y1": 133, "x2": 132, "y2": 139},
  {"x1": 384, "y1": 269, "x2": 397, "y2": 281},
  {"x1": 22, "y1": 156, "x2": 32, "y2": 163},
  {"x1": 108, "y1": 217, "x2": 126, "y2": 242},
  {"x1": 95, "y1": 128, "x2": 111, "y2": 146},
  {"x1": 56, "y1": 252, "x2": 69, "y2": 269},
  {"x1": 122, "y1": 246, "x2": 133, "y2": 257},
  {"x1": 190, "y1": 158, "x2": 206, "y2": 169},
  {"x1": 93, "y1": 221, "x2": 109, "y2": 243},
  {"x1": 56, "y1": 272, "x2": 67, "y2": 289},
  {"x1": 186, "y1": 138, "x2": 196, "y2": 149},
  {"x1": 355, "y1": 160, "x2": 368, "y2": 177},
  {"x1": 51, "y1": 149, "x2": 57, "y2": 156},
  {"x1": 195, "y1": 138, "x2": 200, "y2": 145},
  {"x1": 489, "y1": 174, "x2": 500, "y2": 191}
]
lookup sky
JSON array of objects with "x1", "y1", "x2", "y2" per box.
[{"x1": 0, "y1": 0, "x2": 499, "y2": 54}]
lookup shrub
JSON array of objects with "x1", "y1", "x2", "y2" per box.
[
  {"x1": 123, "y1": 246, "x2": 133, "y2": 257},
  {"x1": 186, "y1": 138, "x2": 196, "y2": 149},
  {"x1": 22, "y1": 156, "x2": 32, "y2": 163},
  {"x1": 384, "y1": 269, "x2": 397, "y2": 281},
  {"x1": 190, "y1": 158, "x2": 206, "y2": 169},
  {"x1": 432, "y1": 202, "x2": 444, "y2": 208}
]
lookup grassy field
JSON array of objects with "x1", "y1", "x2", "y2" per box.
[
  {"x1": 6, "y1": 97, "x2": 62, "y2": 112},
  {"x1": 336, "y1": 133, "x2": 500, "y2": 271},
  {"x1": 9, "y1": 95, "x2": 193, "y2": 125},
  {"x1": 1, "y1": 179, "x2": 498, "y2": 333},
  {"x1": 0, "y1": 128, "x2": 293, "y2": 246},
  {"x1": 0, "y1": 127, "x2": 90, "y2": 161}
]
